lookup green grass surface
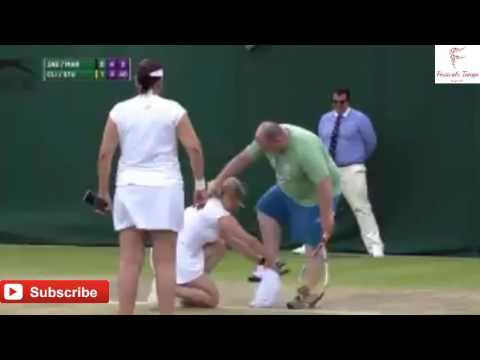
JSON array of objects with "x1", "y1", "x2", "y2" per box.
[
  {"x1": 217, "y1": 252, "x2": 480, "y2": 289},
  {"x1": 1, "y1": 245, "x2": 479, "y2": 290}
]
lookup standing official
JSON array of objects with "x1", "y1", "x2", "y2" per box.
[{"x1": 318, "y1": 89, "x2": 384, "y2": 257}]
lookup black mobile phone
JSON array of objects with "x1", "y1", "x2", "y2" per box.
[{"x1": 83, "y1": 190, "x2": 109, "y2": 212}]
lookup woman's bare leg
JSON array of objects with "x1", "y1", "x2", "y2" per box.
[
  {"x1": 204, "y1": 238, "x2": 227, "y2": 274},
  {"x1": 118, "y1": 229, "x2": 146, "y2": 315},
  {"x1": 176, "y1": 275, "x2": 219, "y2": 309},
  {"x1": 148, "y1": 238, "x2": 223, "y2": 307},
  {"x1": 151, "y1": 231, "x2": 177, "y2": 315}
]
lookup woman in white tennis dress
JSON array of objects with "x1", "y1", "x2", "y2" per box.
[
  {"x1": 97, "y1": 59, "x2": 207, "y2": 315},
  {"x1": 148, "y1": 178, "x2": 268, "y2": 309}
]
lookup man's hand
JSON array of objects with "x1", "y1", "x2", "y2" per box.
[
  {"x1": 316, "y1": 178, "x2": 335, "y2": 254},
  {"x1": 312, "y1": 214, "x2": 335, "y2": 257},
  {"x1": 320, "y1": 211, "x2": 335, "y2": 245},
  {"x1": 207, "y1": 179, "x2": 223, "y2": 198},
  {"x1": 209, "y1": 150, "x2": 254, "y2": 198}
]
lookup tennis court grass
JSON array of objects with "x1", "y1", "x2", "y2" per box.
[{"x1": 1, "y1": 245, "x2": 479, "y2": 290}]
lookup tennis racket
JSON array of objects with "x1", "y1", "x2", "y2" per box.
[{"x1": 298, "y1": 245, "x2": 330, "y2": 299}]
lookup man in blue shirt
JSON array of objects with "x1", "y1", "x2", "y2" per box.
[{"x1": 295, "y1": 89, "x2": 384, "y2": 257}]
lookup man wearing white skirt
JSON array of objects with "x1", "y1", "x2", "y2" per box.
[{"x1": 305, "y1": 88, "x2": 384, "y2": 257}]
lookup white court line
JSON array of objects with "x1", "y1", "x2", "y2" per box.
[
  {"x1": 108, "y1": 301, "x2": 382, "y2": 315},
  {"x1": 222, "y1": 305, "x2": 381, "y2": 316},
  {"x1": 109, "y1": 301, "x2": 151, "y2": 306}
]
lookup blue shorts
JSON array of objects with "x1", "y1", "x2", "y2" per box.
[{"x1": 256, "y1": 186, "x2": 338, "y2": 247}]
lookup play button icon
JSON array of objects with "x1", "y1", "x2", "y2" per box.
[{"x1": 4, "y1": 284, "x2": 23, "y2": 301}]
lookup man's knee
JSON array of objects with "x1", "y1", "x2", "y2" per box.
[{"x1": 257, "y1": 211, "x2": 282, "y2": 228}]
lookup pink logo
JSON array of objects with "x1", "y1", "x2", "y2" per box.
[{"x1": 450, "y1": 47, "x2": 466, "y2": 69}]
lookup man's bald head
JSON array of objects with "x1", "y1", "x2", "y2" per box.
[
  {"x1": 255, "y1": 121, "x2": 289, "y2": 153},
  {"x1": 256, "y1": 122, "x2": 285, "y2": 141}
]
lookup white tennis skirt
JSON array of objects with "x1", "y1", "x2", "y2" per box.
[{"x1": 113, "y1": 185, "x2": 185, "y2": 232}]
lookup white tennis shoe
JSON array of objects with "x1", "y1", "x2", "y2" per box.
[
  {"x1": 292, "y1": 245, "x2": 306, "y2": 255},
  {"x1": 371, "y1": 245, "x2": 385, "y2": 258}
]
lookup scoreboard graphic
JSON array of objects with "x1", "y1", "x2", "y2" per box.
[{"x1": 42, "y1": 58, "x2": 132, "y2": 81}]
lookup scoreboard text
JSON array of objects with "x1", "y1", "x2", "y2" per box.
[{"x1": 42, "y1": 58, "x2": 132, "y2": 81}]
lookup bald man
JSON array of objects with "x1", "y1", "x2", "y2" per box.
[{"x1": 210, "y1": 122, "x2": 341, "y2": 309}]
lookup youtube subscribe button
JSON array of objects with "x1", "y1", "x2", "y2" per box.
[{"x1": 0, "y1": 280, "x2": 109, "y2": 304}]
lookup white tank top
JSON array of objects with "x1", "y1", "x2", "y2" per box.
[
  {"x1": 109, "y1": 93, "x2": 187, "y2": 187},
  {"x1": 178, "y1": 198, "x2": 231, "y2": 256}
]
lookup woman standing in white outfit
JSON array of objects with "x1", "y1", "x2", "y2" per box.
[{"x1": 97, "y1": 59, "x2": 207, "y2": 315}]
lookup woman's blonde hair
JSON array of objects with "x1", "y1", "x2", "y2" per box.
[
  {"x1": 208, "y1": 177, "x2": 246, "y2": 204},
  {"x1": 222, "y1": 177, "x2": 246, "y2": 199}
]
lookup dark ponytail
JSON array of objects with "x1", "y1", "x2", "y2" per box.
[{"x1": 136, "y1": 59, "x2": 163, "y2": 94}]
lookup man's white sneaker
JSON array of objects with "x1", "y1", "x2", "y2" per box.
[
  {"x1": 292, "y1": 245, "x2": 306, "y2": 255},
  {"x1": 371, "y1": 246, "x2": 385, "y2": 258}
]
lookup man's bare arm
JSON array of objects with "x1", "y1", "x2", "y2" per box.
[
  {"x1": 317, "y1": 177, "x2": 335, "y2": 244},
  {"x1": 214, "y1": 149, "x2": 253, "y2": 187}
]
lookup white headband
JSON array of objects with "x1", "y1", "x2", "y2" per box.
[{"x1": 149, "y1": 69, "x2": 164, "y2": 78}]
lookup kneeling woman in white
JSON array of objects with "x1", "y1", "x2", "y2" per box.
[
  {"x1": 149, "y1": 178, "x2": 267, "y2": 309},
  {"x1": 97, "y1": 59, "x2": 207, "y2": 315}
]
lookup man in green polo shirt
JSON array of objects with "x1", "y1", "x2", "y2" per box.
[{"x1": 209, "y1": 122, "x2": 341, "y2": 310}]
